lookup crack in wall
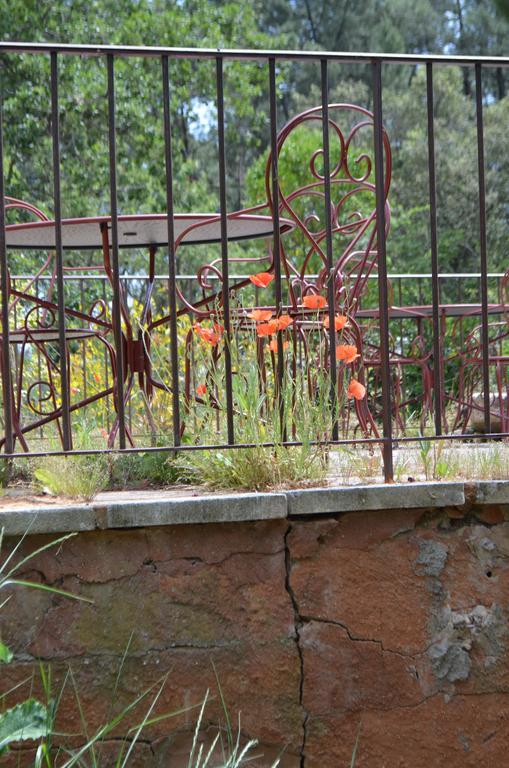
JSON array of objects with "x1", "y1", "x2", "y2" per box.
[
  {"x1": 284, "y1": 523, "x2": 308, "y2": 768},
  {"x1": 11, "y1": 641, "x2": 244, "y2": 664},
  {"x1": 298, "y1": 614, "x2": 434, "y2": 660},
  {"x1": 12, "y1": 547, "x2": 286, "y2": 586}
]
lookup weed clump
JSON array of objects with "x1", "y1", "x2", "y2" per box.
[
  {"x1": 34, "y1": 453, "x2": 109, "y2": 501},
  {"x1": 176, "y1": 443, "x2": 327, "y2": 491}
]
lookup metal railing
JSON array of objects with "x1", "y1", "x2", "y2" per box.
[{"x1": 1, "y1": 42, "x2": 509, "y2": 482}]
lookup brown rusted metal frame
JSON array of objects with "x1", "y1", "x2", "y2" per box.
[{"x1": 1, "y1": 45, "x2": 508, "y2": 468}]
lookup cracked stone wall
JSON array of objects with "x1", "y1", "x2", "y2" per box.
[{"x1": 3, "y1": 505, "x2": 509, "y2": 766}]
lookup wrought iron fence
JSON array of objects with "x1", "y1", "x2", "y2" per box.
[{"x1": 1, "y1": 42, "x2": 509, "y2": 482}]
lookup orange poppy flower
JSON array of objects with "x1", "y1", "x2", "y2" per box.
[
  {"x1": 193, "y1": 322, "x2": 223, "y2": 346},
  {"x1": 274, "y1": 314, "x2": 293, "y2": 330},
  {"x1": 302, "y1": 294, "x2": 327, "y2": 310},
  {"x1": 324, "y1": 314, "x2": 349, "y2": 331},
  {"x1": 268, "y1": 339, "x2": 289, "y2": 353},
  {"x1": 256, "y1": 320, "x2": 278, "y2": 337},
  {"x1": 248, "y1": 309, "x2": 273, "y2": 322},
  {"x1": 207, "y1": 331, "x2": 222, "y2": 346},
  {"x1": 249, "y1": 272, "x2": 274, "y2": 288},
  {"x1": 196, "y1": 383, "x2": 207, "y2": 396},
  {"x1": 336, "y1": 344, "x2": 360, "y2": 365},
  {"x1": 347, "y1": 379, "x2": 366, "y2": 400}
]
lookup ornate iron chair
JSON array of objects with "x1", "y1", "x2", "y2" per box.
[
  {"x1": 1, "y1": 197, "x2": 116, "y2": 452},
  {"x1": 260, "y1": 103, "x2": 433, "y2": 438},
  {"x1": 169, "y1": 104, "x2": 434, "y2": 440},
  {"x1": 446, "y1": 317, "x2": 509, "y2": 435}
]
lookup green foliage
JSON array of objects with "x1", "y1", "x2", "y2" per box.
[
  {"x1": 187, "y1": 689, "x2": 280, "y2": 768},
  {"x1": 0, "y1": 530, "x2": 92, "y2": 760},
  {"x1": 417, "y1": 437, "x2": 458, "y2": 481},
  {"x1": 109, "y1": 450, "x2": 181, "y2": 488},
  {"x1": 255, "y1": 0, "x2": 509, "y2": 99},
  {"x1": 177, "y1": 329, "x2": 331, "y2": 489},
  {"x1": 494, "y1": 0, "x2": 509, "y2": 20},
  {"x1": 34, "y1": 454, "x2": 109, "y2": 500},
  {"x1": 0, "y1": 530, "x2": 93, "y2": 603},
  {"x1": 33, "y1": 449, "x2": 182, "y2": 498},
  {"x1": 0, "y1": 641, "x2": 13, "y2": 664},
  {"x1": 1, "y1": 459, "x2": 33, "y2": 487},
  {"x1": 177, "y1": 443, "x2": 327, "y2": 491},
  {"x1": 0, "y1": 0, "x2": 286, "y2": 271},
  {"x1": 350, "y1": 725, "x2": 361, "y2": 767},
  {"x1": 32, "y1": 414, "x2": 108, "y2": 499},
  {"x1": 0, "y1": 699, "x2": 49, "y2": 757},
  {"x1": 2, "y1": 0, "x2": 508, "y2": 282}
]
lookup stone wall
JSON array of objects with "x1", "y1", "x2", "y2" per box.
[{"x1": 3, "y1": 491, "x2": 509, "y2": 766}]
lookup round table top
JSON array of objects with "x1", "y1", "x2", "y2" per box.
[
  {"x1": 8, "y1": 328, "x2": 98, "y2": 343},
  {"x1": 5, "y1": 213, "x2": 294, "y2": 250}
]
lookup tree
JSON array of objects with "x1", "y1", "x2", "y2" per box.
[
  {"x1": 1, "y1": 0, "x2": 508, "y2": 288},
  {"x1": 0, "y1": 0, "x2": 287, "y2": 282}
]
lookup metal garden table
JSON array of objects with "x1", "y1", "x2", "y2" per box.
[{"x1": 4, "y1": 211, "x2": 293, "y2": 449}]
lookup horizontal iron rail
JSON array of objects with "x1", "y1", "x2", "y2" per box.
[
  {"x1": 3, "y1": 430, "x2": 509, "y2": 461},
  {"x1": 2, "y1": 42, "x2": 509, "y2": 67},
  {"x1": 8, "y1": 272, "x2": 506, "y2": 281}
]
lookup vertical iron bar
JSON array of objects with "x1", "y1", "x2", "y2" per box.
[
  {"x1": 216, "y1": 55, "x2": 234, "y2": 444},
  {"x1": 162, "y1": 55, "x2": 181, "y2": 448},
  {"x1": 12, "y1": 279, "x2": 19, "y2": 403},
  {"x1": 398, "y1": 278, "x2": 403, "y2": 354},
  {"x1": 372, "y1": 60, "x2": 393, "y2": 481},
  {"x1": 268, "y1": 57, "x2": 285, "y2": 439},
  {"x1": 107, "y1": 53, "x2": 126, "y2": 448},
  {"x1": 0, "y1": 106, "x2": 13, "y2": 455},
  {"x1": 321, "y1": 58, "x2": 339, "y2": 441},
  {"x1": 124, "y1": 276, "x2": 132, "y2": 434},
  {"x1": 475, "y1": 62, "x2": 491, "y2": 433},
  {"x1": 426, "y1": 63, "x2": 443, "y2": 435},
  {"x1": 80, "y1": 279, "x2": 87, "y2": 401},
  {"x1": 36, "y1": 277, "x2": 43, "y2": 438},
  {"x1": 50, "y1": 52, "x2": 72, "y2": 450},
  {"x1": 398, "y1": 278, "x2": 406, "y2": 408},
  {"x1": 102, "y1": 276, "x2": 111, "y2": 432}
]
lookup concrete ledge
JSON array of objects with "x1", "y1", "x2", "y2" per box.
[
  {"x1": 94, "y1": 493, "x2": 288, "y2": 530},
  {"x1": 0, "y1": 492, "x2": 287, "y2": 536},
  {"x1": 472, "y1": 480, "x2": 509, "y2": 506},
  {"x1": 3, "y1": 479, "x2": 509, "y2": 535},
  {"x1": 286, "y1": 481, "x2": 465, "y2": 517},
  {"x1": 0, "y1": 506, "x2": 96, "y2": 536}
]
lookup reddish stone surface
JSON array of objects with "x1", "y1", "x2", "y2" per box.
[
  {"x1": 304, "y1": 693, "x2": 509, "y2": 767},
  {"x1": 287, "y1": 509, "x2": 431, "y2": 655},
  {"x1": 288, "y1": 509, "x2": 509, "y2": 767},
  {"x1": 4, "y1": 504, "x2": 509, "y2": 766},
  {"x1": 474, "y1": 505, "x2": 506, "y2": 525},
  {"x1": 2, "y1": 520, "x2": 301, "y2": 767}
]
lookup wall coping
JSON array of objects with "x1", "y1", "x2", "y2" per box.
[{"x1": 1, "y1": 479, "x2": 508, "y2": 535}]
